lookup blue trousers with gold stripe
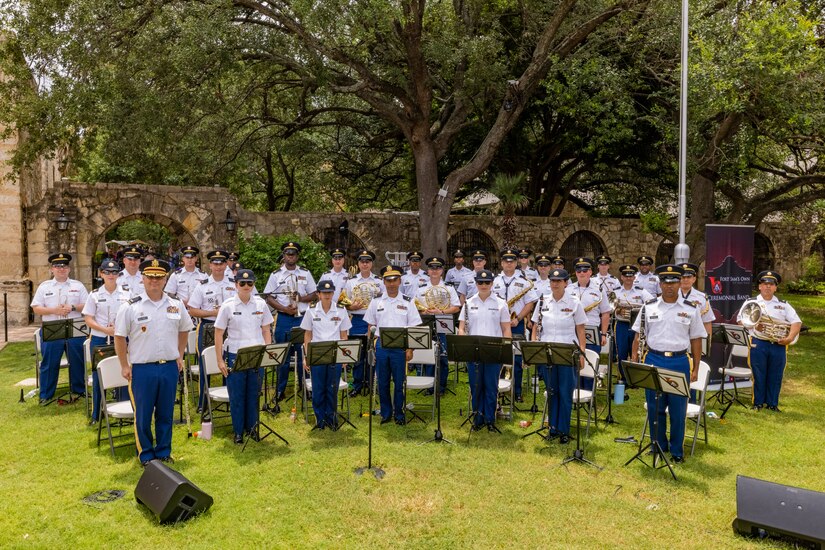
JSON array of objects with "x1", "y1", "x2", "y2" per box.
[
  {"x1": 644, "y1": 351, "x2": 690, "y2": 459},
  {"x1": 749, "y1": 338, "x2": 787, "y2": 408},
  {"x1": 129, "y1": 361, "x2": 178, "y2": 462},
  {"x1": 274, "y1": 313, "x2": 303, "y2": 396},
  {"x1": 375, "y1": 339, "x2": 406, "y2": 421},
  {"x1": 614, "y1": 321, "x2": 634, "y2": 380},
  {"x1": 39, "y1": 331, "x2": 85, "y2": 399}
]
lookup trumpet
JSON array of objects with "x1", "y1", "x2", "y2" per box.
[{"x1": 741, "y1": 300, "x2": 797, "y2": 344}]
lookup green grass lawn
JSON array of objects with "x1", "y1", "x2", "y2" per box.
[{"x1": 1, "y1": 295, "x2": 823, "y2": 548}]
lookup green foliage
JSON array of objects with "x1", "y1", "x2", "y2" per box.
[
  {"x1": 802, "y1": 253, "x2": 825, "y2": 281},
  {"x1": 639, "y1": 211, "x2": 672, "y2": 236},
  {"x1": 237, "y1": 230, "x2": 330, "y2": 284},
  {"x1": 786, "y1": 280, "x2": 825, "y2": 295}
]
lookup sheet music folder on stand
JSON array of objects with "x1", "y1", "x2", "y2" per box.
[
  {"x1": 622, "y1": 360, "x2": 689, "y2": 480},
  {"x1": 42, "y1": 318, "x2": 89, "y2": 342},
  {"x1": 306, "y1": 340, "x2": 362, "y2": 430}
]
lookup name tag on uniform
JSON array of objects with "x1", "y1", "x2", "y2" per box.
[
  {"x1": 98, "y1": 298, "x2": 107, "y2": 302},
  {"x1": 233, "y1": 311, "x2": 242, "y2": 316},
  {"x1": 137, "y1": 315, "x2": 149, "y2": 323},
  {"x1": 45, "y1": 292, "x2": 55, "y2": 297}
]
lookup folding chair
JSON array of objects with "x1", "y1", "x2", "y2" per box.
[
  {"x1": 572, "y1": 349, "x2": 599, "y2": 436},
  {"x1": 96, "y1": 356, "x2": 135, "y2": 457},
  {"x1": 201, "y1": 346, "x2": 231, "y2": 427},
  {"x1": 719, "y1": 344, "x2": 753, "y2": 417},
  {"x1": 34, "y1": 330, "x2": 70, "y2": 398},
  {"x1": 405, "y1": 344, "x2": 437, "y2": 423},
  {"x1": 497, "y1": 364, "x2": 515, "y2": 422}
]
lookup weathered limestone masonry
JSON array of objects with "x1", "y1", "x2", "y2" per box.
[{"x1": 0, "y1": 176, "x2": 811, "y2": 326}]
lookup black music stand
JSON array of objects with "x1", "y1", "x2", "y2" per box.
[
  {"x1": 519, "y1": 341, "x2": 553, "y2": 439},
  {"x1": 236, "y1": 344, "x2": 289, "y2": 450},
  {"x1": 551, "y1": 342, "x2": 602, "y2": 470},
  {"x1": 41, "y1": 319, "x2": 90, "y2": 405},
  {"x1": 420, "y1": 314, "x2": 458, "y2": 395},
  {"x1": 601, "y1": 325, "x2": 618, "y2": 425},
  {"x1": 355, "y1": 329, "x2": 384, "y2": 479},
  {"x1": 622, "y1": 360, "x2": 689, "y2": 481},
  {"x1": 306, "y1": 339, "x2": 362, "y2": 430},
  {"x1": 446, "y1": 335, "x2": 512, "y2": 438}
]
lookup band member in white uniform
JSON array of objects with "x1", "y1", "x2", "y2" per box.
[
  {"x1": 530, "y1": 268, "x2": 587, "y2": 443},
  {"x1": 300, "y1": 280, "x2": 352, "y2": 429},
  {"x1": 342, "y1": 249, "x2": 385, "y2": 396},
  {"x1": 31, "y1": 253, "x2": 89, "y2": 403},
  {"x1": 594, "y1": 255, "x2": 620, "y2": 293},
  {"x1": 364, "y1": 265, "x2": 422, "y2": 425},
  {"x1": 164, "y1": 245, "x2": 208, "y2": 305},
  {"x1": 188, "y1": 250, "x2": 237, "y2": 410},
  {"x1": 678, "y1": 263, "x2": 715, "y2": 338},
  {"x1": 214, "y1": 269, "x2": 274, "y2": 444},
  {"x1": 612, "y1": 264, "x2": 654, "y2": 380},
  {"x1": 565, "y1": 257, "x2": 610, "y2": 389},
  {"x1": 458, "y1": 270, "x2": 511, "y2": 431},
  {"x1": 631, "y1": 264, "x2": 706, "y2": 464},
  {"x1": 114, "y1": 259, "x2": 193, "y2": 466},
  {"x1": 533, "y1": 254, "x2": 555, "y2": 296},
  {"x1": 414, "y1": 256, "x2": 461, "y2": 393},
  {"x1": 737, "y1": 270, "x2": 801, "y2": 412},
  {"x1": 517, "y1": 248, "x2": 538, "y2": 282},
  {"x1": 492, "y1": 248, "x2": 538, "y2": 402},
  {"x1": 456, "y1": 249, "x2": 488, "y2": 301},
  {"x1": 634, "y1": 255, "x2": 661, "y2": 297},
  {"x1": 263, "y1": 241, "x2": 317, "y2": 401},
  {"x1": 83, "y1": 259, "x2": 130, "y2": 422},
  {"x1": 445, "y1": 249, "x2": 471, "y2": 290},
  {"x1": 318, "y1": 248, "x2": 350, "y2": 304},
  {"x1": 117, "y1": 246, "x2": 145, "y2": 298},
  {"x1": 401, "y1": 251, "x2": 429, "y2": 299}
]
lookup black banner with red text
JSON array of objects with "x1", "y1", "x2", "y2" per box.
[{"x1": 705, "y1": 224, "x2": 755, "y2": 323}]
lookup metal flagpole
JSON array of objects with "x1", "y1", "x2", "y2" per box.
[{"x1": 674, "y1": 0, "x2": 691, "y2": 265}]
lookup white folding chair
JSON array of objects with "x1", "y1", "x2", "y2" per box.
[
  {"x1": 186, "y1": 328, "x2": 200, "y2": 403},
  {"x1": 719, "y1": 344, "x2": 753, "y2": 416},
  {"x1": 96, "y1": 356, "x2": 134, "y2": 456},
  {"x1": 34, "y1": 330, "x2": 70, "y2": 391},
  {"x1": 572, "y1": 349, "x2": 599, "y2": 436},
  {"x1": 405, "y1": 344, "x2": 437, "y2": 423},
  {"x1": 201, "y1": 346, "x2": 231, "y2": 426}
]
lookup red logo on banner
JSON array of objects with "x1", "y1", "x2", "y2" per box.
[{"x1": 709, "y1": 277, "x2": 723, "y2": 294}]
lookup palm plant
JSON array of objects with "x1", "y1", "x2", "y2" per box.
[{"x1": 490, "y1": 172, "x2": 530, "y2": 249}]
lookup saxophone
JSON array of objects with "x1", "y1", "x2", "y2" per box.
[{"x1": 506, "y1": 278, "x2": 534, "y2": 321}]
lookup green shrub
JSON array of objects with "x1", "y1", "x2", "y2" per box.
[
  {"x1": 237, "y1": 230, "x2": 330, "y2": 285},
  {"x1": 801, "y1": 252, "x2": 824, "y2": 281},
  {"x1": 785, "y1": 279, "x2": 825, "y2": 295}
]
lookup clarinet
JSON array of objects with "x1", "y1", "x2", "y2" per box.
[
  {"x1": 638, "y1": 304, "x2": 648, "y2": 359},
  {"x1": 537, "y1": 294, "x2": 545, "y2": 340},
  {"x1": 463, "y1": 299, "x2": 470, "y2": 335}
]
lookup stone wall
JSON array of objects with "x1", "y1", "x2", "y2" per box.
[{"x1": 1, "y1": 179, "x2": 814, "y2": 326}]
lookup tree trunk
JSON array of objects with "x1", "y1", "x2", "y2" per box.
[
  {"x1": 686, "y1": 112, "x2": 742, "y2": 264},
  {"x1": 411, "y1": 127, "x2": 449, "y2": 256}
]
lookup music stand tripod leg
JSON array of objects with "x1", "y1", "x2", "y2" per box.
[{"x1": 422, "y1": 351, "x2": 453, "y2": 445}]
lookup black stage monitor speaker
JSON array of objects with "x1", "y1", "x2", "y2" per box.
[
  {"x1": 733, "y1": 475, "x2": 825, "y2": 548},
  {"x1": 135, "y1": 461, "x2": 213, "y2": 524}
]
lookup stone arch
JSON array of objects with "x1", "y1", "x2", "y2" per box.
[
  {"x1": 447, "y1": 228, "x2": 500, "y2": 272},
  {"x1": 754, "y1": 232, "x2": 775, "y2": 277},
  {"x1": 88, "y1": 213, "x2": 199, "y2": 285},
  {"x1": 559, "y1": 230, "x2": 606, "y2": 262}
]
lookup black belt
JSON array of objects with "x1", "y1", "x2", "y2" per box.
[
  {"x1": 647, "y1": 348, "x2": 688, "y2": 357},
  {"x1": 200, "y1": 319, "x2": 215, "y2": 324},
  {"x1": 133, "y1": 360, "x2": 178, "y2": 366}
]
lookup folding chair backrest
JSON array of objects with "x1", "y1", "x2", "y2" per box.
[
  {"x1": 410, "y1": 344, "x2": 437, "y2": 365},
  {"x1": 187, "y1": 328, "x2": 198, "y2": 355},
  {"x1": 201, "y1": 346, "x2": 220, "y2": 376},
  {"x1": 98, "y1": 357, "x2": 129, "y2": 391},
  {"x1": 581, "y1": 349, "x2": 599, "y2": 379},
  {"x1": 691, "y1": 361, "x2": 711, "y2": 394},
  {"x1": 84, "y1": 338, "x2": 92, "y2": 366},
  {"x1": 731, "y1": 344, "x2": 749, "y2": 359},
  {"x1": 35, "y1": 330, "x2": 42, "y2": 354}
]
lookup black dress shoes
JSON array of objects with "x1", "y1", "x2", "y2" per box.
[
  {"x1": 348, "y1": 389, "x2": 360, "y2": 398},
  {"x1": 671, "y1": 455, "x2": 685, "y2": 464},
  {"x1": 559, "y1": 434, "x2": 570, "y2": 444},
  {"x1": 380, "y1": 417, "x2": 393, "y2": 425},
  {"x1": 767, "y1": 405, "x2": 782, "y2": 412},
  {"x1": 234, "y1": 433, "x2": 244, "y2": 444},
  {"x1": 158, "y1": 456, "x2": 174, "y2": 464},
  {"x1": 276, "y1": 391, "x2": 286, "y2": 402}
]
